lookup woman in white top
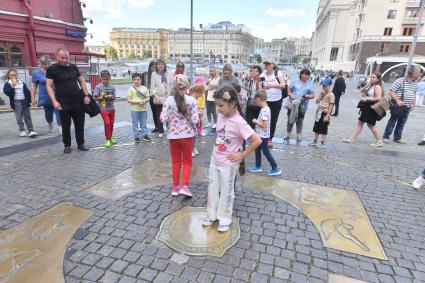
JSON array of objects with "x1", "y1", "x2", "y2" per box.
[
  {"x1": 151, "y1": 59, "x2": 173, "y2": 137},
  {"x1": 260, "y1": 60, "x2": 286, "y2": 147},
  {"x1": 343, "y1": 72, "x2": 384, "y2": 147},
  {"x1": 205, "y1": 66, "x2": 219, "y2": 129}
]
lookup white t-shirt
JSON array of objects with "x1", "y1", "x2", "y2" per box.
[
  {"x1": 9, "y1": 80, "x2": 25, "y2": 100},
  {"x1": 260, "y1": 74, "x2": 282, "y2": 102},
  {"x1": 255, "y1": 106, "x2": 271, "y2": 138}
]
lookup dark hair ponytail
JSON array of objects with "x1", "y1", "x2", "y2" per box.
[
  {"x1": 214, "y1": 86, "x2": 244, "y2": 118},
  {"x1": 171, "y1": 87, "x2": 187, "y2": 116}
]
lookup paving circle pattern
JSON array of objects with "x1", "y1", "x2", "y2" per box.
[
  {"x1": 244, "y1": 175, "x2": 387, "y2": 260},
  {"x1": 0, "y1": 203, "x2": 92, "y2": 283},
  {"x1": 86, "y1": 158, "x2": 208, "y2": 199},
  {"x1": 156, "y1": 206, "x2": 240, "y2": 257}
]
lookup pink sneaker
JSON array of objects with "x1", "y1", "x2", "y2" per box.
[
  {"x1": 179, "y1": 185, "x2": 192, "y2": 197},
  {"x1": 171, "y1": 185, "x2": 180, "y2": 196}
]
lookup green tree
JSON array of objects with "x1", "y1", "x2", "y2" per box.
[
  {"x1": 255, "y1": 53, "x2": 262, "y2": 64},
  {"x1": 142, "y1": 50, "x2": 153, "y2": 59},
  {"x1": 105, "y1": 46, "x2": 118, "y2": 60},
  {"x1": 128, "y1": 50, "x2": 136, "y2": 60}
]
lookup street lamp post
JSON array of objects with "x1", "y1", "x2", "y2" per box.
[
  {"x1": 405, "y1": 0, "x2": 425, "y2": 75},
  {"x1": 189, "y1": 0, "x2": 194, "y2": 82}
]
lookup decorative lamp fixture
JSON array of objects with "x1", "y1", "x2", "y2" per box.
[{"x1": 83, "y1": 17, "x2": 93, "y2": 24}]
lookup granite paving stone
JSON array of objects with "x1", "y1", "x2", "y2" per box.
[{"x1": 0, "y1": 85, "x2": 424, "y2": 283}]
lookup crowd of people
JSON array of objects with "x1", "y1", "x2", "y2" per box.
[{"x1": 2, "y1": 49, "x2": 425, "y2": 231}]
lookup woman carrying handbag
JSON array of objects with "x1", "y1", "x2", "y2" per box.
[{"x1": 343, "y1": 72, "x2": 384, "y2": 147}]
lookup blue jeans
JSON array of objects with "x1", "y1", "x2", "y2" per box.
[
  {"x1": 383, "y1": 112, "x2": 409, "y2": 141},
  {"x1": 255, "y1": 138, "x2": 277, "y2": 169},
  {"x1": 131, "y1": 111, "x2": 148, "y2": 139},
  {"x1": 44, "y1": 105, "x2": 61, "y2": 125}
]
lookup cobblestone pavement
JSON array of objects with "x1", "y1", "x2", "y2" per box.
[{"x1": 0, "y1": 82, "x2": 425, "y2": 283}]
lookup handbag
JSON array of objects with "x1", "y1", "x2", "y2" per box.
[
  {"x1": 371, "y1": 97, "x2": 390, "y2": 116},
  {"x1": 84, "y1": 95, "x2": 101, "y2": 117},
  {"x1": 389, "y1": 80, "x2": 409, "y2": 118}
]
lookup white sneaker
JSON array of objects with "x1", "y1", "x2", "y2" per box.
[
  {"x1": 48, "y1": 123, "x2": 54, "y2": 133},
  {"x1": 204, "y1": 122, "x2": 211, "y2": 128},
  {"x1": 158, "y1": 133, "x2": 164, "y2": 138},
  {"x1": 201, "y1": 217, "x2": 214, "y2": 226},
  {"x1": 19, "y1": 131, "x2": 27, "y2": 137},
  {"x1": 211, "y1": 123, "x2": 216, "y2": 129},
  {"x1": 193, "y1": 148, "x2": 199, "y2": 155},
  {"x1": 27, "y1": 131, "x2": 38, "y2": 137},
  {"x1": 412, "y1": 175, "x2": 424, "y2": 189}
]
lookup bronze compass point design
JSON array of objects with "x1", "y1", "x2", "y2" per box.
[
  {"x1": 0, "y1": 203, "x2": 92, "y2": 283},
  {"x1": 156, "y1": 207, "x2": 240, "y2": 257},
  {"x1": 244, "y1": 175, "x2": 387, "y2": 260},
  {"x1": 86, "y1": 158, "x2": 208, "y2": 199},
  {"x1": 328, "y1": 274, "x2": 369, "y2": 283}
]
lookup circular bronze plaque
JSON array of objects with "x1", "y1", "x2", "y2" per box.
[{"x1": 156, "y1": 207, "x2": 240, "y2": 257}]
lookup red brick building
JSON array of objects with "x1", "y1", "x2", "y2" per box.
[{"x1": 0, "y1": 0, "x2": 86, "y2": 68}]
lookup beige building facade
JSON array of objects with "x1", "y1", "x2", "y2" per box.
[
  {"x1": 168, "y1": 22, "x2": 255, "y2": 64},
  {"x1": 85, "y1": 43, "x2": 106, "y2": 55},
  {"x1": 311, "y1": 0, "x2": 425, "y2": 73},
  {"x1": 254, "y1": 38, "x2": 296, "y2": 63},
  {"x1": 109, "y1": 28, "x2": 169, "y2": 60}
]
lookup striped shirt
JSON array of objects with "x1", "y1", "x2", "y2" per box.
[{"x1": 390, "y1": 77, "x2": 417, "y2": 108}]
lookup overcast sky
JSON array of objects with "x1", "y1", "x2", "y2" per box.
[{"x1": 83, "y1": 0, "x2": 319, "y2": 44}]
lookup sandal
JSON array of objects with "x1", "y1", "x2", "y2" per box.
[
  {"x1": 342, "y1": 138, "x2": 355, "y2": 144},
  {"x1": 371, "y1": 141, "x2": 383, "y2": 147}
]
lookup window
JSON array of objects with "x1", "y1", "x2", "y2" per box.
[
  {"x1": 0, "y1": 43, "x2": 23, "y2": 67},
  {"x1": 380, "y1": 42, "x2": 390, "y2": 53},
  {"x1": 387, "y1": 10, "x2": 397, "y2": 19},
  {"x1": 406, "y1": 10, "x2": 418, "y2": 18},
  {"x1": 0, "y1": 46, "x2": 5, "y2": 67},
  {"x1": 330, "y1": 47, "x2": 339, "y2": 61},
  {"x1": 400, "y1": 42, "x2": 411, "y2": 52},
  {"x1": 403, "y1": 27, "x2": 415, "y2": 36},
  {"x1": 384, "y1": 27, "x2": 393, "y2": 35}
]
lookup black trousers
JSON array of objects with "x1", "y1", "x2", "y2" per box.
[
  {"x1": 154, "y1": 104, "x2": 164, "y2": 133},
  {"x1": 149, "y1": 96, "x2": 159, "y2": 129},
  {"x1": 245, "y1": 105, "x2": 261, "y2": 129},
  {"x1": 267, "y1": 99, "x2": 283, "y2": 139},
  {"x1": 59, "y1": 102, "x2": 85, "y2": 146},
  {"x1": 333, "y1": 94, "x2": 341, "y2": 115}
]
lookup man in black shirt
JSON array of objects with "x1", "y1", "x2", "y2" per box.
[
  {"x1": 46, "y1": 48, "x2": 90, "y2": 153},
  {"x1": 331, "y1": 70, "x2": 346, "y2": 117}
]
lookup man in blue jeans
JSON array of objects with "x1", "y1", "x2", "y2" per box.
[{"x1": 383, "y1": 65, "x2": 420, "y2": 144}]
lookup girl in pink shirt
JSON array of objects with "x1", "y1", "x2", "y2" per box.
[
  {"x1": 160, "y1": 75, "x2": 199, "y2": 197},
  {"x1": 202, "y1": 86, "x2": 261, "y2": 232}
]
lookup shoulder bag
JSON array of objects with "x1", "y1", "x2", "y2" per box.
[
  {"x1": 371, "y1": 86, "x2": 391, "y2": 116},
  {"x1": 389, "y1": 80, "x2": 409, "y2": 118}
]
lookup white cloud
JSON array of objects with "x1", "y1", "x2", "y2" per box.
[
  {"x1": 84, "y1": 0, "x2": 156, "y2": 19},
  {"x1": 242, "y1": 20, "x2": 313, "y2": 41},
  {"x1": 266, "y1": 8, "x2": 306, "y2": 18},
  {"x1": 127, "y1": 0, "x2": 156, "y2": 8}
]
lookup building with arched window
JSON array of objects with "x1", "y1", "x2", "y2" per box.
[{"x1": 0, "y1": 0, "x2": 86, "y2": 68}]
